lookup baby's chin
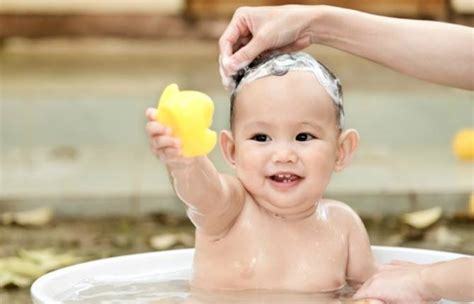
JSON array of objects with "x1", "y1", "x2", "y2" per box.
[
  {"x1": 256, "y1": 197, "x2": 319, "y2": 220},
  {"x1": 239, "y1": 176, "x2": 322, "y2": 218}
]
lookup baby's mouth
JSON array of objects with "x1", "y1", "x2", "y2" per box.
[{"x1": 269, "y1": 173, "x2": 302, "y2": 183}]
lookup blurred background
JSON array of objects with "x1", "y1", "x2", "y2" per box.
[{"x1": 0, "y1": 1, "x2": 473, "y2": 302}]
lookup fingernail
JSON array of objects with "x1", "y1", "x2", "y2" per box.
[
  {"x1": 222, "y1": 56, "x2": 232, "y2": 69},
  {"x1": 222, "y1": 76, "x2": 230, "y2": 87},
  {"x1": 222, "y1": 77, "x2": 235, "y2": 91}
]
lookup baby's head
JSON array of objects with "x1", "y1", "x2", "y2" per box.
[
  {"x1": 230, "y1": 53, "x2": 344, "y2": 131},
  {"x1": 220, "y1": 53, "x2": 359, "y2": 218}
]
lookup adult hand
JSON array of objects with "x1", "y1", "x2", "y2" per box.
[
  {"x1": 353, "y1": 260, "x2": 439, "y2": 303},
  {"x1": 218, "y1": 5, "x2": 318, "y2": 90}
]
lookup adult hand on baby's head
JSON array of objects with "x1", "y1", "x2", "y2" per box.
[
  {"x1": 145, "y1": 108, "x2": 188, "y2": 166},
  {"x1": 353, "y1": 260, "x2": 439, "y2": 304},
  {"x1": 218, "y1": 5, "x2": 315, "y2": 90}
]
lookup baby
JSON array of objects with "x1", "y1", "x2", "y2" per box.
[{"x1": 145, "y1": 53, "x2": 377, "y2": 292}]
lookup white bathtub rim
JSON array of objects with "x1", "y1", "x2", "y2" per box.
[{"x1": 31, "y1": 246, "x2": 470, "y2": 304}]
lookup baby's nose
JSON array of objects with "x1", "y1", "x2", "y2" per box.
[{"x1": 271, "y1": 148, "x2": 298, "y2": 163}]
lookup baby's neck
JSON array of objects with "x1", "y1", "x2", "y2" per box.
[{"x1": 264, "y1": 201, "x2": 319, "y2": 221}]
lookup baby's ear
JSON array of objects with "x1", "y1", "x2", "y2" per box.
[
  {"x1": 219, "y1": 130, "x2": 236, "y2": 168},
  {"x1": 335, "y1": 129, "x2": 359, "y2": 172}
]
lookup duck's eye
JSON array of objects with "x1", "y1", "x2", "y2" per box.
[
  {"x1": 296, "y1": 132, "x2": 316, "y2": 141},
  {"x1": 251, "y1": 134, "x2": 270, "y2": 142}
]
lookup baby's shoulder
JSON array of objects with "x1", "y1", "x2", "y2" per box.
[{"x1": 321, "y1": 198, "x2": 364, "y2": 225}]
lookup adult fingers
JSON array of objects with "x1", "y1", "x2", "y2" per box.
[
  {"x1": 219, "y1": 33, "x2": 253, "y2": 90},
  {"x1": 377, "y1": 263, "x2": 399, "y2": 271},
  {"x1": 218, "y1": 56, "x2": 234, "y2": 90},
  {"x1": 354, "y1": 300, "x2": 385, "y2": 304},
  {"x1": 389, "y1": 260, "x2": 416, "y2": 266},
  {"x1": 227, "y1": 33, "x2": 268, "y2": 73},
  {"x1": 273, "y1": 35, "x2": 312, "y2": 54},
  {"x1": 353, "y1": 277, "x2": 380, "y2": 300},
  {"x1": 219, "y1": 7, "x2": 251, "y2": 60},
  {"x1": 232, "y1": 34, "x2": 252, "y2": 53}
]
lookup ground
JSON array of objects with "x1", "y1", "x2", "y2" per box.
[{"x1": 1, "y1": 214, "x2": 473, "y2": 304}]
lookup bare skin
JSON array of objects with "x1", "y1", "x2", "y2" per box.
[
  {"x1": 219, "y1": 5, "x2": 474, "y2": 90},
  {"x1": 353, "y1": 258, "x2": 474, "y2": 303},
  {"x1": 145, "y1": 72, "x2": 377, "y2": 292},
  {"x1": 217, "y1": 5, "x2": 474, "y2": 301}
]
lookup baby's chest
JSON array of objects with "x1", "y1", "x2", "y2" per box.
[
  {"x1": 231, "y1": 226, "x2": 348, "y2": 268},
  {"x1": 220, "y1": 221, "x2": 348, "y2": 287}
]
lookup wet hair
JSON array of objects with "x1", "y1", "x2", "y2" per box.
[{"x1": 229, "y1": 52, "x2": 344, "y2": 131}]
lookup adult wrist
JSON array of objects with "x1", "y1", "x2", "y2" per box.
[
  {"x1": 307, "y1": 5, "x2": 337, "y2": 45},
  {"x1": 419, "y1": 263, "x2": 442, "y2": 301}
]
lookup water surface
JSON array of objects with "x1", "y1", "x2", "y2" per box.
[{"x1": 58, "y1": 269, "x2": 356, "y2": 304}]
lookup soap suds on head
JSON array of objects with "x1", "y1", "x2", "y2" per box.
[{"x1": 230, "y1": 53, "x2": 345, "y2": 130}]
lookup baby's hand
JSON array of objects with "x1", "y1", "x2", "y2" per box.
[{"x1": 145, "y1": 108, "x2": 185, "y2": 165}]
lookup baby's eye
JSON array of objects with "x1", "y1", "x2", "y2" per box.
[
  {"x1": 251, "y1": 134, "x2": 271, "y2": 142},
  {"x1": 295, "y1": 132, "x2": 316, "y2": 141}
]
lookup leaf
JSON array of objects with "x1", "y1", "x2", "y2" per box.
[
  {"x1": 0, "y1": 272, "x2": 32, "y2": 288},
  {"x1": 149, "y1": 232, "x2": 194, "y2": 250},
  {"x1": 0, "y1": 249, "x2": 85, "y2": 289},
  {"x1": 402, "y1": 207, "x2": 442, "y2": 229},
  {"x1": 0, "y1": 257, "x2": 43, "y2": 278},
  {"x1": 19, "y1": 249, "x2": 84, "y2": 272},
  {"x1": 1, "y1": 207, "x2": 53, "y2": 227}
]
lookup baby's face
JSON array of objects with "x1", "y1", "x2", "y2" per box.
[{"x1": 230, "y1": 72, "x2": 341, "y2": 217}]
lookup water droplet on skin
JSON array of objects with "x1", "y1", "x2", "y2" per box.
[
  {"x1": 316, "y1": 201, "x2": 328, "y2": 221},
  {"x1": 233, "y1": 257, "x2": 257, "y2": 279}
]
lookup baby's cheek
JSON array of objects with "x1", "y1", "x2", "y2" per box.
[
  {"x1": 309, "y1": 156, "x2": 335, "y2": 186},
  {"x1": 235, "y1": 154, "x2": 264, "y2": 188}
]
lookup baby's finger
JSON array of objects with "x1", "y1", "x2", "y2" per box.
[
  {"x1": 145, "y1": 108, "x2": 157, "y2": 121},
  {"x1": 153, "y1": 145, "x2": 183, "y2": 163},
  {"x1": 162, "y1": 146, "x2": 182, "y2": 159},
  {"x1": 151, "y1": 144, "x2": 176, "y2": 160},
  {"x1": 146, "y1": 121, "x2": 171, "y2": 137},
  {"x1": 151, "y1": 136, "x2": 179, "y2": 150},
  {"x1": 154, "y1": 149, "x2": 164, "y2": 161}
]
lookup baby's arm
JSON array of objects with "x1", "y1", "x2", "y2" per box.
[
  {"x1": 145, "y1": 108, "x2": 245, "y2": 237},
  {"x1": 342, "y1": 204, "x2": 377, "y2": 287}
]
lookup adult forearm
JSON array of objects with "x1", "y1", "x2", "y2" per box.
[
  {"x1": 421, "y1": 257, "x2": 474, "y2": 301},
  {"x1": 312, "y1": 6, "x2": 474, "y2": 90}
]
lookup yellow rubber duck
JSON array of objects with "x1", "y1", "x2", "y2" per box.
[
  {"x1": 156, "y1": 84, "x2": 217, "y2": 157},
  {"x1": 453, "y1": 128, "x2": 474, "y2": 161}
]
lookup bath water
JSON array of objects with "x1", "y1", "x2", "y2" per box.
[{"x1": 57, "y1": 268, "x2": 356, "y2": 303}]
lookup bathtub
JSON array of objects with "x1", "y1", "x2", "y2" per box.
[{"x1": 31, "y1": 246, "x2": 468, "y2": 303}]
